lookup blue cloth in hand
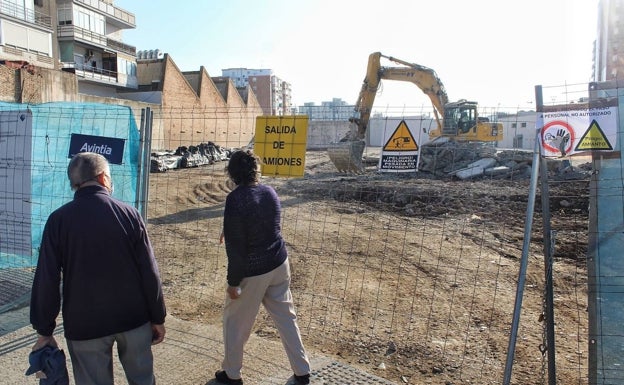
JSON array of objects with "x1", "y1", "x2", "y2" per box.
[{"x1": 25, "y1": 345, "x2": 69, "y2": 385}]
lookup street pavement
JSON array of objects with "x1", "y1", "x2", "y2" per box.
[{"x1": 0, "y1": 306, "x2": 397, "y2": 385}]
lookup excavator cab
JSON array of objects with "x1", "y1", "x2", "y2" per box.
[
  {"x1": 433, "y1": 100, "x2": 503, "y2": 142},
  {"x1": 443, "y1": 101, "x2": 478, "y2": 135}
]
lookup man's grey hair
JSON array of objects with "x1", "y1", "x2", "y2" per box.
[{"x1": 67, "y1": 152, "x2": 110, "y2": 190}]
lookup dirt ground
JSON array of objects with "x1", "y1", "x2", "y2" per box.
[{"x1": 147, "y1": 150, "x2": 589, "y2": 385}]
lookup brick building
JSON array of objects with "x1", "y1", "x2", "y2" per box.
[{"x1": 122, "y1": 53, "x2": 262, "y2": 150}]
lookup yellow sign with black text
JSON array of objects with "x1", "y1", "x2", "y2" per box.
[
  {"x1": 254, "y1": 115, "x2": 308, "y2": 177},
  {"x1": 574, "y1": 119, "x2": 613, "y2": 151}
]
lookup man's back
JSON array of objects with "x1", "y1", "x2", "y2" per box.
[{"x1": 31, "y1": 185, "x2": 165, "y2": 341}]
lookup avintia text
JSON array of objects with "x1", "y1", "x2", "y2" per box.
[{"x1": 80, "y1": 142, "x2": 112, "y2": 155}]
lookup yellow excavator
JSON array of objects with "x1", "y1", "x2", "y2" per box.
[{"x1": 327, "y1": 52, "x2": 503, "y2": 172}]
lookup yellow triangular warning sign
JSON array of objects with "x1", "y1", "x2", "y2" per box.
[
  {"x1": 383, "y1": 120, "x2": 418, "y2": 151},
  {"x1": 575, "y1": 119, "x2": 613, "y2": 151}
]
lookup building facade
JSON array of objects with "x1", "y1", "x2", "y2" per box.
[
  {"x1": 297, "y1": 98, "x2": 354, "y2": 121},
  {"x1": 593, "y1": 0, "x2": 624, "y2": 81},
  {"x1": 1, "y1": 0, "x2": 138, "y2": 94},
  {"x1": 1, "y1": 2, "x2": 261, "y2": 151},
  {"x1": 56, "y1": 0, "x2": 138, "y2": 95},
  {"x1": 125, "y1": 54, "x2": 262, "y2": 150},
  {"x1": 221, "y1": 67, "x2": 292, "y2": 116},
  {"x1": 0, "y1": 0, "x2": 56, "y2": 69}
]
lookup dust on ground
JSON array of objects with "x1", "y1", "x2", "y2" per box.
[{"x1": 148, "y1": 149, "x2": 589, "y2": 385}]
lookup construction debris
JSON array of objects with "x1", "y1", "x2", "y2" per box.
[
  {"x1": 150, "y1": 142, "x2": 231, "y2": 172},
  {"x1": 417, "y1": 139, "x2": 591, "y2": 180}
]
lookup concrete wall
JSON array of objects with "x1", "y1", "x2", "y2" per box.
[
  {"x1": 136, "y1": 58, "x2": 165, "y2": 88},
  {"x1": 305, "y1": 117, "x2": 434, "y2": 150},
  {"x1": 153, "y1": 55, "x2": 262, "y2": 150},
  {"x1": 306, "y1": 113, "x2": 540, "y2": 151},
  {"x1": 0, "y1": 66, "x2": 79, "y2": 103},
  {"x1": 0, "y1": 65, "x2": 19, "y2": 102},
  {"x1": 306, "y1": 120, "x2": 352, "y2": 149}
]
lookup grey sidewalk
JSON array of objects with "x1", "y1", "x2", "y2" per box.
[{"x1": 0, "y1": 306, "x2": 397, "y2": 385}]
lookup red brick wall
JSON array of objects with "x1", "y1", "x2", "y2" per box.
[{"x1": 159, "y1": 54, "x2": 262, "y2": 150}]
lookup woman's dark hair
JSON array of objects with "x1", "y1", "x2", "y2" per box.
[{"x1": 226, "y1": 150, "x2": 259, "y2": 186}]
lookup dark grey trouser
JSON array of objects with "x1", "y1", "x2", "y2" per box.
[{"x1": 66, "y1": 322, "x2": 155, "y2": 385}]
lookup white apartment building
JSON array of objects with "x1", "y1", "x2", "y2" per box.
[{"x1": 56, "y1": 0, "x2": 138, "y2": 95}]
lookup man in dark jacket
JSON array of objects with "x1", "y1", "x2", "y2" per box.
[{"x1": 30, "y1": 152, "x2": 166, "y2": 385}]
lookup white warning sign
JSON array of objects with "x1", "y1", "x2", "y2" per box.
[
  {"x1": 379, "y1": 120, "x2": 420, "y2": 173},
  {"x1": 539, "y1": 99, "x2": 618, "y2": 157}
]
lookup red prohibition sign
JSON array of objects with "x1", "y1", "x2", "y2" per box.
[{"x1": 541, "y1": 120, "x2": 575, "y2": 155}]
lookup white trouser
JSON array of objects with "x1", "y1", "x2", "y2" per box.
[{"x1": 221, "y1": 259, "x2": 310, "y2": 379}]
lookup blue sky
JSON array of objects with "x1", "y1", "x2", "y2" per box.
[{"x1": 115, "y1": 0, "x2": 598, "y2": 112}]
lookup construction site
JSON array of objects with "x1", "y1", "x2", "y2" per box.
[{"x1": 1, "y1": 1, "x2": 623, "y2": 384}]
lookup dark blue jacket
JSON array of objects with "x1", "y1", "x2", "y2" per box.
[
  {"x1": 30, "y1": 185, "x2": 166, "y2": 340},
  {"x1": 223, "y1": 184, "x2": 287, "y2": 286}
]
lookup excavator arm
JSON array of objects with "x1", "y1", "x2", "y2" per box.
[
  {"x1": 349, "y1": 52, "x2": 449, "y2": 140},
  {"x1": 329, "y1": 52, "x2": 450, "y2": 172},
  {"x1": 328, "y1": 51, "x2": 503, "y2": 173}
]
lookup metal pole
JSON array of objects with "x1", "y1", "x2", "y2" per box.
[
  {"x1": 136, "y1": 108, "x2": 146, "y2": 212},
  {"x1": 536, "y1": 85, "x2": 557, "y2": 385},
  {"x1": 141, "y1": 108, "x2": 153, "y2": 220},
  {"x1": 502, "y1": 86, "x2": 543, "y2": 385}
]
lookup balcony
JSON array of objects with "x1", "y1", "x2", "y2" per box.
[
  {"x1": 58, "y1": 24, "x2": 107, "y2": 46},
  {"x1": 57, "y1": 24, "x2": 136, "y2": 56},
  {"x1": 62, "y1": 61, "x2": 138, "y2": 89},
  {"x1": 73, "y1": 0, "x2": 135, "y2": 28},
  {"x1": 63, "y1": 62, "x2": 116, "y2": 82},
  {"x1": 106, "y1": 38, "x2": 136, "y2": 56},
  {"x1": 0, "y1": 1, "x2": 52, "y2": 29}
]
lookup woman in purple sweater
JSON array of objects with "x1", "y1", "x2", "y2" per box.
[{"x1": 214, "y1": 150, "x2": 310, "y2": 385}]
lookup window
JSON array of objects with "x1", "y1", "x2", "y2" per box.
[
  {"x1": 511, "y1": 123, "x2": 517, "y2": 128},
  {"x1": 5, "y1": 0, "x2": 35, "y2": 22},
  {"x1": 58, "y1": 7, "x2": 72, "y2": 24},
  {"x1": 521, "y1": 122, "x2": 527, "y2": 128},
  {"x1": 73, "y1": 5, "x2": 105, "y2": 35}
]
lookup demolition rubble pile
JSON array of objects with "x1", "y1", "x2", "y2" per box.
[
  {"x1": 418, "y1": 139, "x2": 591, "y2": 181},
  {"x1": 150, "y1": 142, "x2": 230, "y2": 172}
]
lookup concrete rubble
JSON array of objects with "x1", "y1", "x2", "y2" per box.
[{"x1": 417, "y1": 138, "x2": 592, "y2": 180}]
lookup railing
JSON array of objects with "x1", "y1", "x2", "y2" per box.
[
  {"x1": 106, "y1": 38, "x2": 136, "y2": 56},
  {"x1": 57, "y1": 25, "x2": 136, "y2": 56},
  {"x1": 57, "y1": 24, "x2": 108, "y2": 46},
  {"x1": 62, "y1": 62, "x2": 118, "y2": 83},
  {"x1": 74, "y1": 0, "x2": 135, "y2": 27},
  {"x1": 0, "y1": 0, "x2": 52, "y2": 29},
  {"x1": 62, "y1": 62, "x2": 137, "y2": 89}
]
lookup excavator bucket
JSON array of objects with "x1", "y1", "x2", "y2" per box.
[{"x1": 327, "y1": 140, "x2": 366, "y2": 173}]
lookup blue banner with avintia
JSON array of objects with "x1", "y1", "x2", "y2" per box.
[
  {"x1": 68, "y1": 133, "x2": 126, "y2": 165},
  {"x1": 0, "y1": 102, "x2": 141, "y2": 268}
]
